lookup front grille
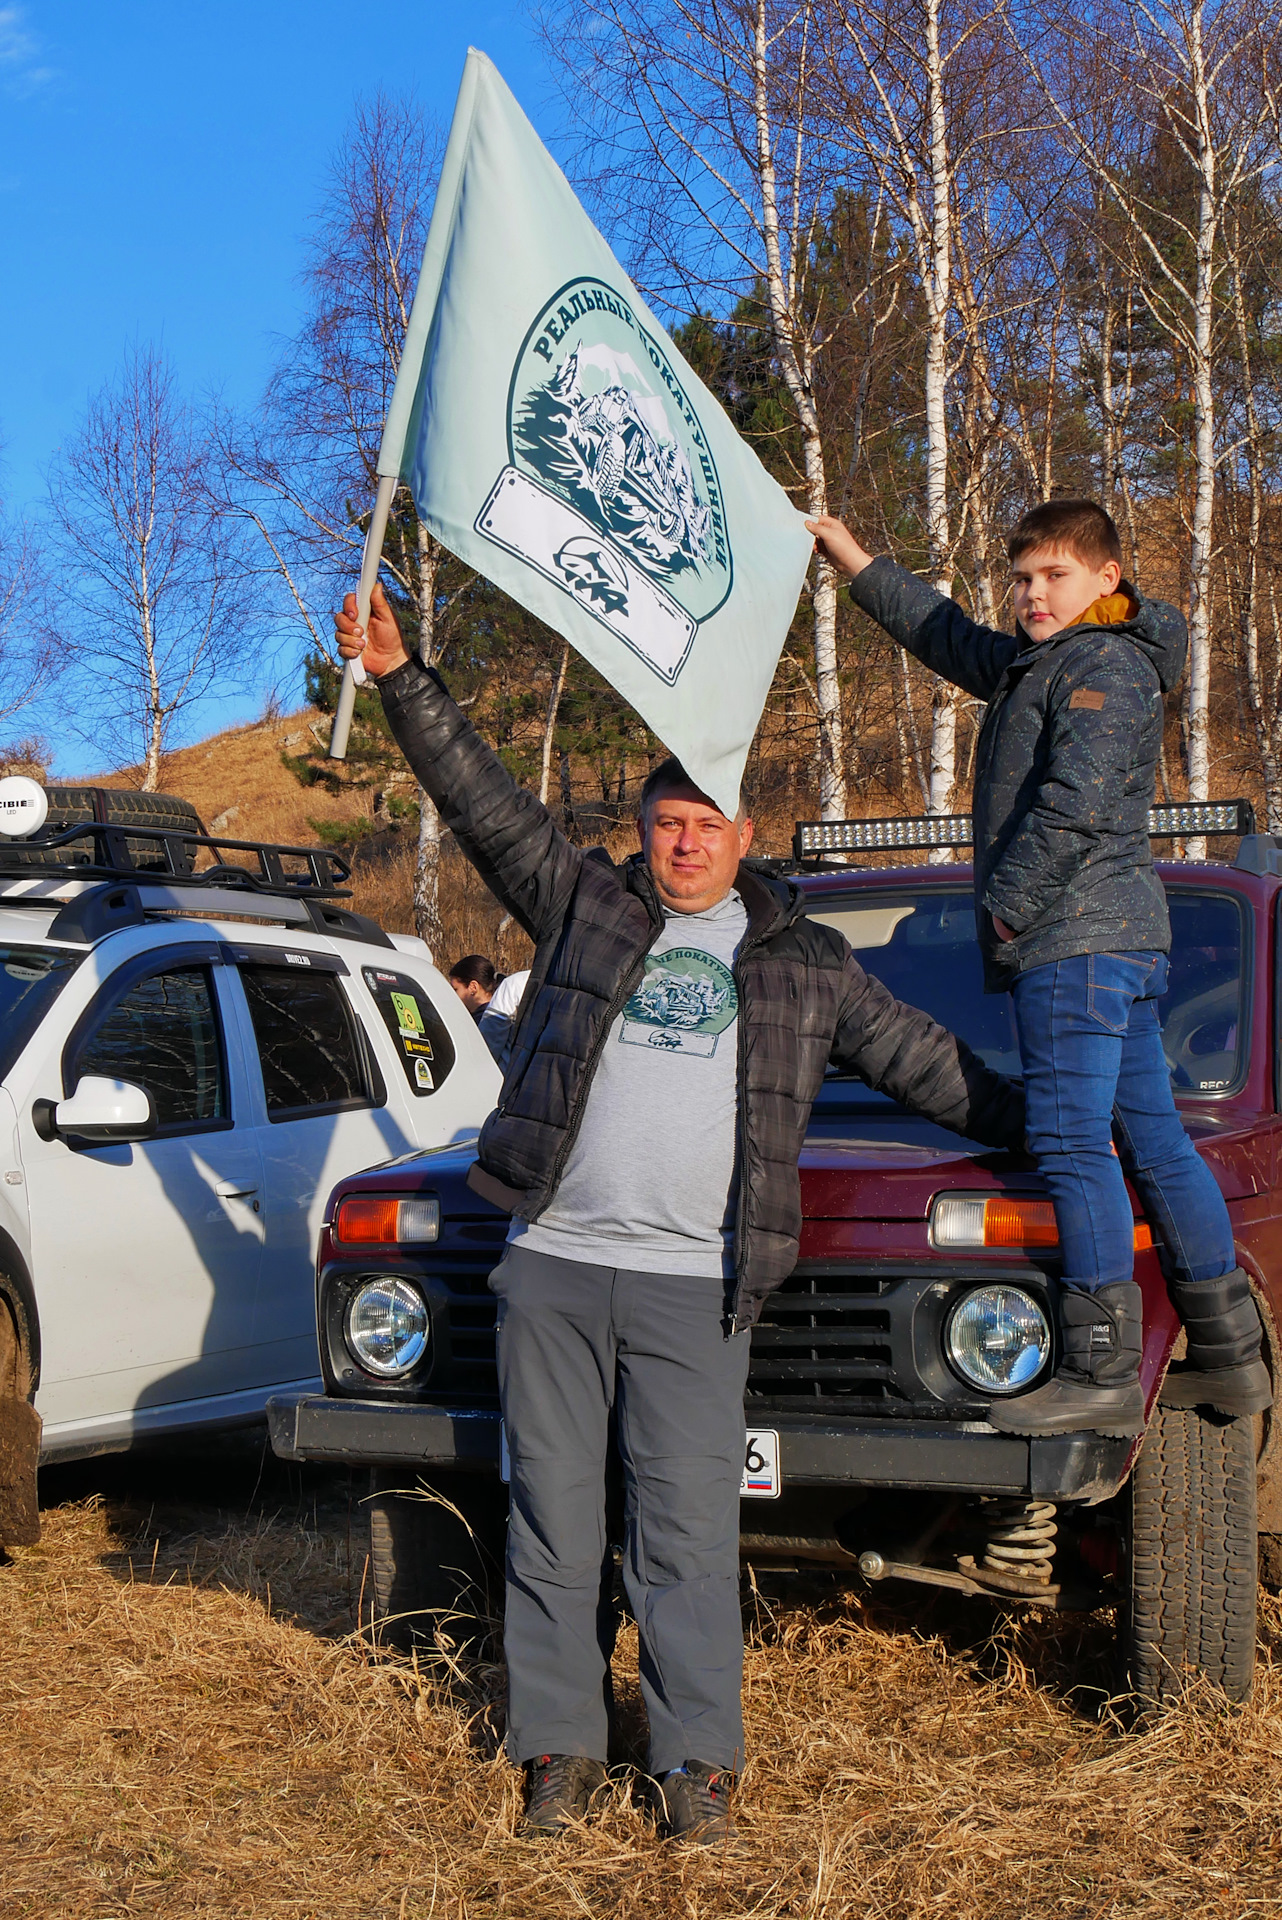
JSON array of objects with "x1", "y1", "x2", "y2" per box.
[
  {"x1": 746, "y1": 1262, "x2": 988, "y2": 1416},
  {"x1": 434, "y1": 1250, "x2": 501, "y2": 1399}
]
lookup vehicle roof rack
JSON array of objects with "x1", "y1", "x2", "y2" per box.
[
  {"x1": 793, "y1": 798, "x2": 1256, "y2": 865},
  {"x1": 0, "y1": 820, "x2": 352, "y2": 898}
]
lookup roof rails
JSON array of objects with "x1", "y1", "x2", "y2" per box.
[
  {"x1": 0, "y1": 820, "x2": 352, "y2": 898},
  {"x1": 793, "y1": 798, "x2": 1257, "y2": 865}
]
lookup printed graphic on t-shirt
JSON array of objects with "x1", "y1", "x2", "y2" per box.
[{"x1": 619, "y1": 946, "x2": 738, "y2": 1057}]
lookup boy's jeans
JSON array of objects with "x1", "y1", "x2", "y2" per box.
[{"x1": 1009, "y1": 952, "x2": 1235, "y2": 1293}]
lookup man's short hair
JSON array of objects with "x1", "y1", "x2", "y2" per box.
[
  {"x1": 449, "y1": 954, "x2": 499, "y2": 992},
  {"x1": 1007, "y1": 498, "x2": 1123, "y2": 570},
  {"x1": 638, "y1": 755, "x2": 751, "y2": 823}
]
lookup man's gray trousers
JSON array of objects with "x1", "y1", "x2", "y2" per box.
[{"x1": 492, "y1": 1244, "x2": 751, "y2": 1775}]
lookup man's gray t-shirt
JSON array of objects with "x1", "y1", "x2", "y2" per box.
[{"x1": 510, "y1": 889, "x2": 748, "y2": 1277}]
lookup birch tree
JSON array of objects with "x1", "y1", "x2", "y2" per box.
[
  {"x1": 1025, "y1": 0, "x2": 1282, "y2": 852},
  {"x1": 542, "y1": 0, "x2": 855, "y2": 817},
  {"x1": 819, "y1": 0, "x2": 1026, "y2": 824},
  {"x1": 222, "y1": 95, "x2": 464, "y2": 948},
  {"x1": 50, "y1": 348, "x2": 247, "y2": 787}
]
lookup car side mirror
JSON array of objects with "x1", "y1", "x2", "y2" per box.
[{"x1": 32, "y1": 1076, "x2": 158, "y2": 1145}]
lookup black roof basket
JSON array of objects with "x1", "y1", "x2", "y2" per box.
[
  {"x1": 0, "y1": 820, "x2": 353, "y2": 898},
  {"x1": 792, "y1": 799, "x2": 1257, "y2": 865}
]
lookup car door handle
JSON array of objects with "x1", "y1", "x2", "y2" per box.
[{"x1": 214, "y1": 1180, "x2": 259, "y2": 1199}]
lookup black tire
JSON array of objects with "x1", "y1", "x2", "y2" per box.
[
  {"x1": 25, "y1": 787, "x2": 206, "y2": 874},
  {"x1": 366, "y1": 1468, "x2": 507, "y2": 1653},
  {"x1": 1119, "y1": 1402, "x2": 1257, "y2": 1712}
]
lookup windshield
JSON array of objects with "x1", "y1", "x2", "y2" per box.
[
  {"x1": 807, "y1": 887, "x2": 1248, "y2": 1113},
  {"x1": 0, "y1": 945, "x2": 84, "y2": 1082}
]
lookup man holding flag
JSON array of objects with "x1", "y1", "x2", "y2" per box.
[
  {"x1": 333, "y1": 47, "x2": 1024, "y2": 1840},
  {"x1": 337, "y1": 581, "x2": 1025, "y2": 1840}
]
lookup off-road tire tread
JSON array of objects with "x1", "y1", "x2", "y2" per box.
[
  {"x1": 366, "y1": 1468, "x2": 506, "y2": 1653},
  {"x1": 1123, "y1": 1403, "x2": 1256, "y2": 1709},
  {"x1": 45, "y1": 787, "x2": 205, "y2": 834}
]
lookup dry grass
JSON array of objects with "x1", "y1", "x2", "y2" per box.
[{"x1": 3, "y1": 1450, "x2": 1282, "y2": 1917}]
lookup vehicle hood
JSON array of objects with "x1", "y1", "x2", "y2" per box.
[
  {"x1": 801, "y1": 1115, "x2": 1032, "y2": 1222},
  {"x1": 800, "y1": 1103, "x2": 1266, "y2": 1225}
]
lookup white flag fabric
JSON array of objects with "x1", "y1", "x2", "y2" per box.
[{"x1": 376, "y1": 49, "x2": 813, "y2": 817}]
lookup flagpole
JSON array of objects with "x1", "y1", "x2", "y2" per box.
[{"x1": 329, "y1": 471, "x2": 399, "y2": 762}]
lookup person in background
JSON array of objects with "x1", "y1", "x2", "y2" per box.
[
  {"x1": 448, "y1": 955, "x2": 531, "y2": 1068},
  {"x1": 480, "y1": 966, "x2": 532, "y2": 1071},
  {"x1": 449, "y1": 954, "x2": 500, "y2": 1016}
]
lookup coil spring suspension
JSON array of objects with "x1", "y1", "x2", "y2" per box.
[{"x1": 979, "y1": 1498, "x2": 1058, "y2": 1586}]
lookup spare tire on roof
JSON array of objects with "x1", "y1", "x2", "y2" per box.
[{"x1": 9, "y1": 787, "x2": 206, "y2": 873}]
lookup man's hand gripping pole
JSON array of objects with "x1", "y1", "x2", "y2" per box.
[{"x1": 328, "y1": 471, "x2": 399, "y2": 762}]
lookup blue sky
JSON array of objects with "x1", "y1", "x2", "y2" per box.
[{"x1": 0, "y1": 2, "x2": 554, "y2": 771}]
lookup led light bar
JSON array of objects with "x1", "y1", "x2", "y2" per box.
[
  {"x1": 794, "y1": 798, "x2": 1255, "y2": 862},
  {"x1": 794, "y1": 815, "x2": 974, "y2": 858},
  {"x1": 1147, "y1": 800, "x2": 1255, "y2": 837}
]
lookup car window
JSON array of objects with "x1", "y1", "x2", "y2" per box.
[
  {"x1": 0, "y1": 946, "x2": 84, "y2": 1081},
  {"x1": 361, "y1": 967, "x2": 457, "y2": 1096},
  {"x1": 240, "y1": 965, "x2": 372, "y2": 1119},
  {"x1": 806, "y1": 886, "x2": 1248, "y2": 1111},
  {"x1": 1163, "y1": 890, "x2": 1248, "y2": 1094},
  {"x1": 76, "y1": 966, "x2": 226, "y2": 1131}
]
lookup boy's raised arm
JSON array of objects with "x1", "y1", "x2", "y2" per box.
[
  {"x1": 334, "y1": 586, "x2": 582, "y2": 944},
  {"x1": 807, "y1": 514, "x2": 1018, "y2": 704}
]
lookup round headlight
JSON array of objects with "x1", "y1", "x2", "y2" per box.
[
  {"x1": 945, "y1": 1285, "x2": 1050, "y2": 1394},
  {"x1": 345, "y1": 1277, "x2": 430, "y2": 1378}
]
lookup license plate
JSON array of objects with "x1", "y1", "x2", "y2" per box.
[{"x1": 741, "y1": 1429, "x2": 781, "y2": 1499}]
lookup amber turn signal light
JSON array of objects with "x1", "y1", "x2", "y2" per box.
[
  {"x1": 332, "y1": 1195, "x2": 441, "y2": 1246},
  {"x1": 931, "y1": 1193, "x2": 1154, "y2": 1252}
]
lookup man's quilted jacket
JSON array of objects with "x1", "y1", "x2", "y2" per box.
[
  {"x1": 848, "y1": 558, "x2": 1188, "y2": 990},
  {"x1": 379, "y1": 655, "x2": 1026, "y2": 1325}
]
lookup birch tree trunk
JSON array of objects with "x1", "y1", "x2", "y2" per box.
[
  {"x1": 921, "y1": 0, "x2": 959, "y2": 843},
  {"x1": 1228, "y1": 222, "x2": 1281, "y2": 828},
  {"x1": 1183, "y1": 6, "x2": 1217, "y2": 856},
  {"x1": 751, "y1": 0, "x2": 846, "y2": 818},
  {"x1": 540, "y1": 641, "x2": 571, "y2": 807}
]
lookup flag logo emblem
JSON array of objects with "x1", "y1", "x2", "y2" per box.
[{"x1": 475, "y1": 276, "x2": 733, "y2": 685}]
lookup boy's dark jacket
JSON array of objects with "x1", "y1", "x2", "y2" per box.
[
  {"x1": 849, "y1": 558, "x2": 1188, "y2": 991},
  {"x1": 378, "y1": 655, "x2": 1025, "y2": 1325}
]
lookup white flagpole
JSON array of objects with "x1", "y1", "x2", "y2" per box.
[{"x1": 329, "y1": 471, "x2": 399, "y2": 762}]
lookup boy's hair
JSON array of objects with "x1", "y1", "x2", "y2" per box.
[
  {"x1": 638, "y1": 754, "x2": 752, "y2": 824},
  {"x1": 449, "y1": 954, "x2": 500, "y2": 992},
  {"x1": 1007, "y1": 498, "x2": 1123, "y2": 570}
]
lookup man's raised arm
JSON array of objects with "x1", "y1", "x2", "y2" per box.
[{"x1": 335, "y1": 586, "x2": 581, "y2": 944}]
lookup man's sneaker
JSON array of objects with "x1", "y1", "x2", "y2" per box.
[
  {"x1": 521, "y1": 1753, "x2": 606, "y2": 1835},
  {"x1": 660, "y1": 1761, "x2": 735, "y2": 1845}
]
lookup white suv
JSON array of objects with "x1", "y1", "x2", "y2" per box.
[{"x1": 0, "y1": 789, "x2": 499, "y2": 1543}]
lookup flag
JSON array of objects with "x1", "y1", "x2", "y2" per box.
[{"x1": 376, "y1": 49, "x2": 813, "y2": 818}]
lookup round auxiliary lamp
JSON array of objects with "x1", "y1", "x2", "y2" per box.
[{"x1": 0, "y1": 776, "x2": 49, "y2": 838}]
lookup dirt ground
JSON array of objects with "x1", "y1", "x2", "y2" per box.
[{"x1": 3, "y1": 1442, "x2": 1282, "y2": 1919}]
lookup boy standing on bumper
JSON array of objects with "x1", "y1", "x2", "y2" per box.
[{"x1": 809, "y1": 499, "x2": 1271, "y2": 1435}]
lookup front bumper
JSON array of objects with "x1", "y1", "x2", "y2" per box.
[{"x1": 268, "y1": 1394, "x2": 1133, "y2": 1505}]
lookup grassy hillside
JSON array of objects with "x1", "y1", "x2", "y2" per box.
[{"x1": 91, "y1": 711, "x2": 535, "y2": 972}]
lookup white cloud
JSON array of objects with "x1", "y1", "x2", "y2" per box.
[{"x1": 0, "y1": 7, "x2": 55, "y2": 97}]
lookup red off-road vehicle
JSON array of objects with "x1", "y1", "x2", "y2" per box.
[{"x1": 269, "y1": 801, "x2": 1280, "y2": 1710}]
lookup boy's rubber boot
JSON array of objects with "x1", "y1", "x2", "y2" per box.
[
  {"x1": 987, "y1": 1282, "x2": 1146, "y2": 1437},
  {"x1": 1159, "y1": 1268, "x2": 1273, "y2": 1417}
]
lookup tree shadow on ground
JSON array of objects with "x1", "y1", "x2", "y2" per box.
[{"x1": 39, "y1": 1427, "x2": 363, "y2": 1641}]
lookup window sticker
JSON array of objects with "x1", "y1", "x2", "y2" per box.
[
  {"x1": 391, "y1": 989, "x2": 424, "y2": 1036},
  {"x1": 362, "y1": 969, "x2": 456, "y2": 1097}
]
